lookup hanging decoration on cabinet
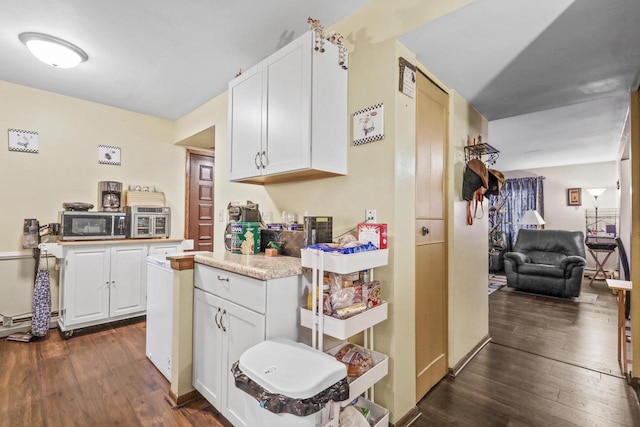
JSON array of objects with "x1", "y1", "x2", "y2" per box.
[
  {"x1": 307, "y1": 16, "x2": 348, "y2": 69},
  {"x1": 8, "y1": 128, "x2": 39, "y2": 153},
  {"x1": 398, "y1": 57, "x2": 416, "y2": 98},
  {"x1": 353, "y1": 103, "x2": 384, "y2": 146},
  {"x1": 98, "y1": 144, "x2": 121, "y2": 165}
]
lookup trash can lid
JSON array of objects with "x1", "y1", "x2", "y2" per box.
[{"x1": 239, "y1": 337, "x2": 347, "y2": 399}]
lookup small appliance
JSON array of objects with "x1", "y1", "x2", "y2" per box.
[
  {"x1": 59, "y1": 211, "x2": 127, "y2": 240},
  {"x1": 98, "y1": 181, "x2": 123, "y2": 212},
  {"x1": 126, "y1": 206, "x2": 171, "y2": 238}
]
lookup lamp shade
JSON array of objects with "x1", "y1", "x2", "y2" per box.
[
  {"x1": 19, "y1": 32, "x2": 88, "y2": 68},
  {"x1": 520, "y1": 210, "x2": 546, "y2": 226},
  {"x1": 586, "y1": 188, "x2": 606, "y2": 199}
]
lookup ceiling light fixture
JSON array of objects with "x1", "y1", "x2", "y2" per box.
[{"x1": 19, "y1": 32, "x2": 88, "y2": 68}]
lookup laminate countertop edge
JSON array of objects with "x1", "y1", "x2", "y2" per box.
[{"x1": 194, "y1": 252, "x2": 303, "y2": 281}]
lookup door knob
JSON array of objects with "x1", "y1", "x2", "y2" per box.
[{"x1": 421, "y1": 226, "x2": 430, "y2": 236}]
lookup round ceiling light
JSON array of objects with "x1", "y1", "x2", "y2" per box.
[{"x1": 19, "y1": 32, "x2": 88, "y2": 68}]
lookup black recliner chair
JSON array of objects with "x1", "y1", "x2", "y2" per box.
[{"x1": 504, "y1": 229, "x2": 586, "y2": 298}]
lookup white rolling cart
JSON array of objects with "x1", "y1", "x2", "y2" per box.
[{"x1": 300, "y1": 248, "x2": 390, "y2": 427}]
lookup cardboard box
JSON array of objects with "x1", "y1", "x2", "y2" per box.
[
  {"x1": 231, "y1": 222, "x2": 261, "y2": 254},
  {"x1": 357, "y1": 223, "x2": 388, "y2": 249}
]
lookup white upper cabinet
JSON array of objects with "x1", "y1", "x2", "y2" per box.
[{"x1": 228, "y1": 31, "x2": 347, "y2": 184}]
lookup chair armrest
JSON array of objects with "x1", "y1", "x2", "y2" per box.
[
  {"x1": 560, "y1": 255, "x2": 586, "y2": 269},
  {"x1": 504, "y1": 252, "x2": 530, "y2": 266}
]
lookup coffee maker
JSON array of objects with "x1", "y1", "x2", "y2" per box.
[{"x1": 98, "y1": 181, "x2": 123, "y2": 212}]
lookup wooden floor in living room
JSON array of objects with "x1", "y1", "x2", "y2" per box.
[{"x1": 416, "y1": 277, "x2": 640, "y2": 426}]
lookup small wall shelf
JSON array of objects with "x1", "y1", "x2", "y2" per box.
[{"x1": 464, "y1": 141, "x2": 500, "y2": 165}]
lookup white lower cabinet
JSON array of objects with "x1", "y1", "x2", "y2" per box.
[
  {"x1": 192, "y1": 263, "x2": 305, "y2": 426},
  {"x1": 58, "y1": 240, "x2": 181, "y2": 337}
]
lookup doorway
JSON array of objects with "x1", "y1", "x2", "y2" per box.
[
  {"x1": 186, "y1": 150, "x2": 215, "y2": 252},
  {"x1": 415, "y1": 71, "x2": 448, "y2": 401}
]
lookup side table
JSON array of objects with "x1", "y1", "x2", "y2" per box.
[{"x1": 606, "y1": 279, "x2": 632, "y2": 375}]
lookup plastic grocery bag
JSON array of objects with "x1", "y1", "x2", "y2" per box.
[{"x1": 339, "y1": 405, "x2": 369, "y2": 427}]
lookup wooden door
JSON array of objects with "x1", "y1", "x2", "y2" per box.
[
  {"x1": 415, "y1": 72, "x2": 448, "y2": 402},
  {"x1": 186, "y1": 151, "x2": 214, "y2": 252}
]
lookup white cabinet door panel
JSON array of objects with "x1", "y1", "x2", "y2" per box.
[
  {"x1": 193, "y1": 289, "x2": 224, "y2": 408},
  {"x1": 109, "y1": 244, "x2": 147, "y2": 317},
  {"x1": 65, "y1": 246, "x2": 110, "y2": 326},
  {"x1": 229, "y1": 64, "x2": 263, "y2": 181},
  {"x1": 222, "y1": 300, "x2": 265, "y2": 427},
  {"x1": 263, "y1": 36, "x2": 311, "y2": 175}
]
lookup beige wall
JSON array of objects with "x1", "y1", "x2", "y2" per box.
[
  {"x1": 447, "y1": 90, "x2": 490, "y2": 367},
  {"x1": 0, "y1": 80, "x2": 178, "y2": 316}
]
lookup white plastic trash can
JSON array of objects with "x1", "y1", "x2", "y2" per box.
[{"x1": 236, "y1": 337, "x2": 348, "y2": 427}]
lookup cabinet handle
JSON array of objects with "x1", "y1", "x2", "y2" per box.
[
  {"x1": 254, "y1": 152, "x2": 261, "y2": 170},
  {"x1": 260, "y1": 151, "x2": 267, "y2": 169},
  {"x1": 220, "y1": 309, "x2": 227, "y2": 332},
  {"x1": 217, "y1": 275, "x2": 229, "y2": 282},
  {"x1": 214, "y1": 307, "x2": 222, "y2": 329},
  {"x1": 421, "y1": 226, "x2": 430, "y2": 236},
  {"x1": 105, "y1": 280, "x2": 110, "y2": 287}
]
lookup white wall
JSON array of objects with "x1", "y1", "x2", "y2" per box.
[{"x1": 505, "y1": 161, "x2": 618, "y2": 270}]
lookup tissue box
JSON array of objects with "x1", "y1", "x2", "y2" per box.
[{"x1": 357, "y1": 223, "x2": 388, "y2": 249}]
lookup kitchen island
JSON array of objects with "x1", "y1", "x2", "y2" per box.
[{"x1": 191, "y1": 251, "x2": 309, "y2": 426}]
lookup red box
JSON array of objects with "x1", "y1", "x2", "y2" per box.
[{"x1": 357, "y1": 223, "x2": 388, "y2": 249}]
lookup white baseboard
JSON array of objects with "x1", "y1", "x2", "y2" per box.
[{"x1": 0, "y1": 317, "x2": 59, "y2": 338}]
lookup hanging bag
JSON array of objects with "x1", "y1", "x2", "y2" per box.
[
  {"x1": 462, "y1": 159, "x2": 488, "y2": 225},
  {"x1": 31, "y1": 254, "x2": 51, "y2": 337}
]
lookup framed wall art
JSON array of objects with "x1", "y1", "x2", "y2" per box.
[
  {"x1": 567, "y1": 188, "x2": 581, "y2": 206},
  {"x1": 98, "y1": 145, "x2": 121, "y2": 165},
  {"x1": 353, "y1": 103, "x2": 384, "y2": 146},
  {"x1": 8, "y1": 128, "x2": 39, "y2": 153}
]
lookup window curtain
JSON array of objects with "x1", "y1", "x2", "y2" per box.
[{"x1": 490, "y1": 177, "x2": 544, "y2": 247}]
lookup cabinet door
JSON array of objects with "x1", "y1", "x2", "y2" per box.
[
  {"x1": 63, "y1": 246, "x2": 110, "y2": 326},
  {"x1": 222, "y1": 300, "x2": 265, "y2": 427},
  {"x1": 262, "y1": 32, "x2": 312, "y2": 175},
  {"x1": 109, "y1": 244, "x2": 148, "y2": 317},
  {"x1": 193, "y1": 289, "x2": 224, "y2": 408},
  {"x1": 229, "y1": 63, "x2": 264, "y2": 181}
]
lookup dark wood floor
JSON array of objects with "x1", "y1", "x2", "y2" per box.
[
  {"x1": 416, "y1": 278, "x2": 640, "y2": 426},
  {"x1": 3, "y1": 278, "x2": 639, "y2": 426},
  {"x1": 0, "y1": 319, "x2": 232, "y2": 427}
]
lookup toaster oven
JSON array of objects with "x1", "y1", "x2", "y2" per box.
[{"x1": 126, "y1": 206, "x2": 171, "y2": 239}]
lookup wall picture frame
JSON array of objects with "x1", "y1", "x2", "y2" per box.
[
  {"x1": 98, "y1": 145, "x2": 121, "y2": 165},
  {"x1": 567, "y1": 188, "x2": 581, "y2": 206}
]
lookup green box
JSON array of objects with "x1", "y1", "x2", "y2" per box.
[{"x1": 230, "y1": 222, "x2": 261, "y2": 254}]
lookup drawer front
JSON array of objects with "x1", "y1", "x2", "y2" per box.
[{"x1": 194, "y1": 264, "x2": 266, "y2": 313}]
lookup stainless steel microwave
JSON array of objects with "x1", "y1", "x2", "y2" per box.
[
  {"x1": 126, "y1": 206, "x2": 171, "y2": 238},
  {"x1": 59, "y1": 211, "x2": 127, "y2": 240}
]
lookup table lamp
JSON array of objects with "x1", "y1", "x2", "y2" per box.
[{"x1": 520, "y1": 210, "x2": 546, "y2": 229}]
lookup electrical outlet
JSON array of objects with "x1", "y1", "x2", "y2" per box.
[{"x1": 365, "y1": 209, "x2": 377, "y2": 223}]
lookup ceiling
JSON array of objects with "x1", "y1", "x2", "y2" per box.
[
  {"x1": 400, "y1": 0, "x2": 640, "y2": 171},
  {"x1": 1, "y1": 0, "x2": 639, "y2": 171}
]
